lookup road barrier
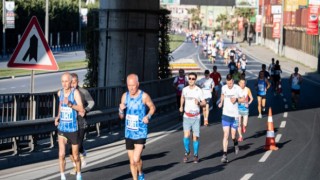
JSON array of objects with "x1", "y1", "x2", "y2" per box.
[{"x1": 0, "y1": 78, "x2": 176, "y2": 155}]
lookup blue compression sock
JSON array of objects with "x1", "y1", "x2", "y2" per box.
[
  {"x1": 193, "y1": 141, "x2": 199, "y2": 156},
  {"x1": 183, "y1": 137, "x2": 190, "y2": 153}
]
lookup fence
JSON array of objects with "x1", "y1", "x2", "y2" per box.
[
  {"x1": 264, "y1": 26, "x2": 319, "y2": 57},
  {"x1": 0, "y1": 78, "x2": 176, "y2": 155}
]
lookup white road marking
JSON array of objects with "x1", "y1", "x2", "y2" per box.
[
  {"x1": 283, "y1": 98, "x2": 287, "y2": 102},
  {"x1": 100, "y1": 136, "x2": 108, "y2": 139},
  {"x1": 87, "y1": 139, "x2": 95, "y2": 142},
  {"x1": 240, "y1": 173, "x2": 254, "y2": 180},
  {"x1": 0, "y1": 123, "x2": 182, "y2": 180},
  {"x1": 275, "y1": 134, "x2": 282, "y2": 142},
  {"x1": 280, "y1": 121, "x2": 286, "y2": 128},
  {"x1": 283, "y1": 112, "x2": 288, "y2": 118},
  {"x1": 259, "y1": 150, "x2": 272, "y2": 162}
]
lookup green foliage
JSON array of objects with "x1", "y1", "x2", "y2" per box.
[
  {"x1": 158, "y1": 8, "x2": 172, "y2": 79},
  {"x1": 186, "y1": 6, "x2": 202, "y2": 30},
  {"x1": 83, "y1": 9, "x2": 99, "y2": 87},
  {"x1": 235, "y1": 8, "x2": 254, "y2": 19}
]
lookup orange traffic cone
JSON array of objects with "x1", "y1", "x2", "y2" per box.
[{"x1": 264, "y1": 108, "x2": 279, "y2": 151}]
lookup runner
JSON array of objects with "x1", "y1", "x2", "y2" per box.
[
  {"x1": 289, "y1": 67, "x2": 302, "y2": 109},
  {"x1": 54, "y1": 72, "x2": 84, "y2": 180},
  {"x1": 237, "y1": 78, "x2": 253, "y2": 142},
  {"x1": 119, "y1": 74, "x2": 156, "y2": 180},
  {"x1": 228, "y1": 58, "x2": 237, "y2": 75},
  {"x1": 209, "y1": 66, "x2": 222, "y2": 102},
  {"x1": 255, "y1": 71, "x2": 270, "y2": 118},
  {"x1": 69, "y1": 73, "x2": 95, "y2": 175},
  {"x1": 180, "y1": 72, "x2": 206, "y2": 163},
  {"x1": 197, "y1": 70, "x2": 215, "y2": 126},
  {"x1": 173, "y1": 69, "x2": 188, "y2": 109},
  {"x1": 273, "y1": 60, "x2": 282, "y2": 95},
  {"x1": 238, "y1": 54, "x2": 247, "y2": 74},
  {"x1": 218, "y1": 74, "x2": 244, "y2": 163},
  {"x1": 268, "y1": 58, "x2": 275, "y2": 86}
]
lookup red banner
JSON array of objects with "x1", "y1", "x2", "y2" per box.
[
  {"x1": 256, "y1": 15, "x2": 262, "y2": 32},
  {"x1": 272, "y1": 14, "x2": 281, "y2": 38},
  {"x1": 306, "y1": 5, "x2": 319, "y2": 35}
]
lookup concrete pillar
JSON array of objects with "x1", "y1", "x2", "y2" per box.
[{"x1": 99, "y1": 0, "x2": 159, "y2": 87}]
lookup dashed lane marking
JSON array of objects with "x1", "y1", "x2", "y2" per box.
[
  {"x1": 283, "y1": 112, "x2": 288, "y2": 118},
  {"x1": 259, "y1": 150, "x2": 272, "y2": 162},
  {"x1": 280, "y1": 121, "x2": 286, "y2": 128},
  {"x1": 240, "y1": 173, "x2": 254, "y2": 180},
  {"x1": 275, "y1": 134, "x2": 282, "y2": 143}
]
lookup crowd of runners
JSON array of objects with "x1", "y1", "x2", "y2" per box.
[
  {"x1": 53, "y1": 33, "x2": 302, "y2": 180},
  {"x1": 173, "y1": 34, "x2": 302, "y2": 164}
]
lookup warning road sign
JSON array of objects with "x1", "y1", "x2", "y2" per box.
[{"x1": 7, "y1": 16, "x2": 59, "y2": 71}]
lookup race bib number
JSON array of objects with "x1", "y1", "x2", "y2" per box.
[
  {"x1": 126, "y1": 114, "x2": 139, "y2": 131},
  {"x1": 60, "y1": 106, "x2": 73, "y2": 121}
]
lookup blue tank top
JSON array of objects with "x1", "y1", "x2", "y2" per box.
[
  {"x1": 58, "y1": 89, "x2": 78, "y2": 132},
  {"x1": 257, "y1": 78, "x2": 267, "y2": 96},
  {"x1": 125, "y1": 90, "x2": 147, "y2": 139}
]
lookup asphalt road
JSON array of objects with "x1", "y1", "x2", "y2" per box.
[{"x1": 0, "y1": 42, "x2": 320, "y2": 180}]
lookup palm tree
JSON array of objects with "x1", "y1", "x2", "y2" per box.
[
  {"x1": 186, "y1": 6, "x2": 202, "y2": 30},
  {"x1": 216, "y1": 14, "x2": 227, "y2": 32}
]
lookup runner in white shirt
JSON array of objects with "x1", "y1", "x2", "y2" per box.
[
  {"x1": 197, "y1": 70, "x2": 215, "y2": 126},
  {"x1": 180, "y1": 72, "x2": 206, "y2": 163},
  {"x1": 218, "y1": 74, "x2": 244, "y2": 163}
]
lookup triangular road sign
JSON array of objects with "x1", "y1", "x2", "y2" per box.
[{"x1": 7, "y1": 16, "x2": 59, "y2": 71}]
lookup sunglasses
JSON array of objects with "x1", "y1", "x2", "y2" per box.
[{"x1": 189, "y1": 78, "x2": 196, "y2": 80}]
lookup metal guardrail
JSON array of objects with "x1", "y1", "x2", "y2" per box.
[
  {"x1": 0, "y1": 94, "x2": 177, "y2": 155},
  {"x1": 0, "y1": 78, "x2": 176, "y2": 155}
]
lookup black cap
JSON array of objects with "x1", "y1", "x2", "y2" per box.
[{"x1": 204, "y1": 70, "x2": 210, "y2": 74}]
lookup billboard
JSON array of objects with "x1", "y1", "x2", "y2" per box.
[
  {"x1": 272, "y1": 14, "x2": 281, "y2": 38},
  {"x1": 306, "y1": 5, "x2": 319, "y2": 35}
]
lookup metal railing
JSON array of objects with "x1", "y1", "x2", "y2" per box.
[{"x1": 0, "y1": 78, "x2": 176, "y2": 155}]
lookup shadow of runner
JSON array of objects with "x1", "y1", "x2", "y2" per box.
[
  {"x1": 172, "y1": 164, "x2": 226, "y2": 180},
  {"x1": 84, "y1": 151, "x2": 169, "y2": 173},
  {"x1": 112, "y1": 162, "x2": 179, "y2": 180},
  {"x1": 229, "y1": 140, "x2": 291, "y2": 163}
]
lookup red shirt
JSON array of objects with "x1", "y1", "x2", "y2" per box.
[{"x1": 210, "y1": 72, "x2": 221, "y2": 86}]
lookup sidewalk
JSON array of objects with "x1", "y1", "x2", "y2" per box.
[{"x1": 236, "y1": 40, "x2": 320, "y2": 84}]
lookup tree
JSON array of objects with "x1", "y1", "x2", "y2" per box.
[
  {"x1": 186, "y1": 6, "x2": 202, "y2": 30},
  {"x1": 216, "y1": 14, "x2": 227, "y2": 31}
]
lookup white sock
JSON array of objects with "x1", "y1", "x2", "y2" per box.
[{"x1": 77, "y1": 172, "x2": 82, "y2": 176}]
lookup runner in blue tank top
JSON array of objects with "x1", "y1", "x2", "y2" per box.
[
  {"x1": 119, "y1": 74, "x2": 156, "y2": 180},
  {"x1": 54, "y1": 72, "x2": 84, "y2": 180},
  {"x1": 255, "y1": 71, "x2": 270, "y2": 118}
]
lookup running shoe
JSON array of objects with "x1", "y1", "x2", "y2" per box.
[
  {"x1": 242, "y1": 126, "x2": 246, "y2": 133},
  {"x1": 80, "y1": 155, "x2": 87, "y2": 168},
  {"x1": 238, "y1": 136, "x2": 243, "y2": 142},
  {"x1": 61, "y1": 175, "x2": 66, "y2": 180},
  {"x1": 193, "y1": 155, "x2": 199, "y2": 163},
  {"x1": 138, "y1": 173, "x2": 145, "y2": 180},
  {"x1": 235, "y1": 145, "x2": 239, "y2": 155},
  {"x1": 76, "y1": 174, "x2": 82, "y2": 180},
  {"x1": 258, "y1": 114, "x2": 262, "y2": 118},
  {"x1": 70, "y1": 167, "x2": 77, "y2": 175},
  {"x1": 183, "y1": 152, "x2": 190, "y2": 163},
  {"x1": 221, "y1": 154, "x2": 228, "y2": 163}
]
